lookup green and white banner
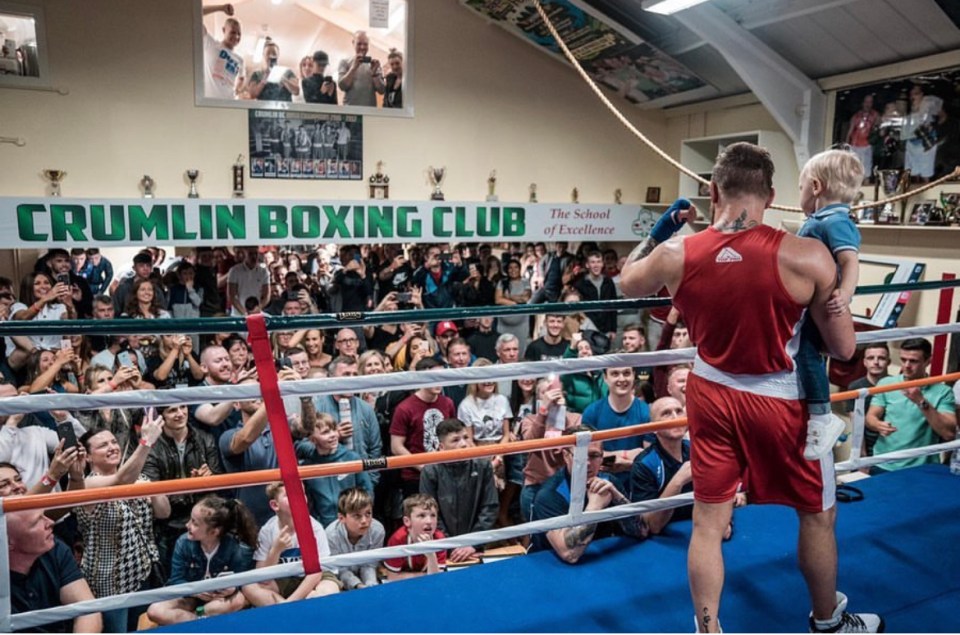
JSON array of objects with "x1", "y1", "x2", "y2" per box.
[{"x1": 0, "y1": 198, "x2": 663, "y2": 247}]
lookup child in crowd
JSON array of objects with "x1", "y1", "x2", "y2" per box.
[
  {"x1": 796, "y1": 149, "x2": 864, "y2": 460},
  {"x1": 383, "y1": 493, "x2": 446, "y2": 580},
  {"x1": 147, "y1": 496, "x2": 256, "y2": 625},
  {"x1": 296, "y1": 412, "x2": 374, "y2": 526},
  {"x1": 420, "y1": 418, "x2": 497, "y2": 562},
  {"x1": 242, "y1": 482, "x2": 340, "y2": 607},
  {"x1": 325, "y1": 487, "x2": 386, "y2": 590}
]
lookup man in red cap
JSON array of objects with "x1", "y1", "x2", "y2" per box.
[{"x1": 434, "y1": 321, "x2": 459, "y2": 365}]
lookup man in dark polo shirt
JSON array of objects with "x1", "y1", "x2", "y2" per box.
[
  {"x1": 8, "y1": 507, "x2": 101, "y2": 633},
  {"x1": 530, "y1": 426, "x2": 647, "y2": 563}
]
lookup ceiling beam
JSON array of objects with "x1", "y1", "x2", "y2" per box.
[{"x1": 679, "y1": 3, "x2": 826, "y2": 166}]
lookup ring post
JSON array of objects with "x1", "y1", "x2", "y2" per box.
[
  {"x1": 567, "y1": 432, "x2": 592, "y2": 521},
  {"x1": 0, "y1": 500, "x2": 12, "y2": 633}
]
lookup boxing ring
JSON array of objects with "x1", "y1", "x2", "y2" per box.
[{"x1": 0, "y1": 284, "x2": 958, "y2": 633}]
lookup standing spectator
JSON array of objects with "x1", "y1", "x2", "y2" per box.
[
  {"x1": 524, "y1": 314, "x2": 569, "y2": 362},
  {"x1": 575, "y1": 251, "x2": 618, "y2": 342},
  {"x1": 529, "y1": 242, "x2": 572, "y2": 304},
  {"x1": 7, "y1": 508, "x2": 102, "y2": 633},
  {"x1": 113, "y1": 251, "x2": 168, "y2": 316},
  {"x1": 227, "y1": 247, "x2": 271, "y2": 316},
  {"x1": 84, "y1": 248, "x2": 114, "y2": 296},
  {"x1": 8, "y1": 271, "x2": 74, "y2": 370},
  {"x1": 37, "y1": 248, "x2": 93, "y2": 319},
  {"x1": 581, "y1": 365, "x2": 651, "y2": 491},
  {"x1": 193, "y1": 248, "x2": 223, "y2": 317},
  {"x1": 244, "y1": 39, "x2": 299, "y2": 102},
  {"x1": 296, "y1": 413, "x2": 373, "y2": 526},
  {"x1": 338, "y1": 30, "x2": 385, "y2": 107},
  {"x1": 77, "y1": 416, "x2": 168, "y2": 633},
  {"x1": 190, "y1": 345, "x2": 243, "y2": 442},
  {"x1": 376, "y1": 245, "x2": 412, "y2": 301},
  {"x1": 143, "y1": 403, "x2": 223, "y2": 579},
  {"x1": 467, "y1": 316, "x2": 500, "y2": 363},
  {"x1": 412, "y1": 246, "x2": 467, "y2": 309},
  {"x1": 420, "y1": 418, "x2": 497, "y2": 562},
  {"x1": 383, "y1": 49, "x2": 403, "y2": 108},
  {"x1": 459, "y1": 260, "x2": 495, "y2": 308},
  {"x1": 561, "y1": 332, "x2": 608, "y2": 414},
  {"x1": 313, "y1": 356, "x2": 382, "y2": 485},
  {"x1": 494, "y1": 333, "x2": 521, "y2": 397},
  {"x1": 495, "y1": 259, "x2": 532, "y2": 354},
  {"x1": 302, "y1": 50, "x2": 338, "y2": 105},
  {"x1": 168, "y1": 261, "x2": 203, "y2": 323},
  {"x1": 390, "y1": 358, "x2": 457, "y2": 497},
  {"x1": 845, "y1": 343, "x2": 891, "y2": 456},
  {"x1": 201, "y1": 3, "x2": 244, "y2": 99},
  {"x1": 866, "y1": 338, "x2": 956, "y2": 472}
]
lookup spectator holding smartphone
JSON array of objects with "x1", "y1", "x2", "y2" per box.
[
  {"x1": 338, "y1": 31, "x2": 385, "y2": 107},
  {"x1": 302, "y1": 50, "x2": 338, "y2": 105},
  {"x1": 384, "y1": 49, "x2": 403, "y2": 108},
  {"x1": 8, "y1": 271, "x2": 74, "y2": 370}
]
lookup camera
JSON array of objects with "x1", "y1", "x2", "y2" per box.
[{"x1": 360, "y1": 56, "x2": 372, "y2": 64}]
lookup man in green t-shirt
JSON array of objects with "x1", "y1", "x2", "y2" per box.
[{"x1": 866, "y1": 338, "x2": 956, "y2": 472}]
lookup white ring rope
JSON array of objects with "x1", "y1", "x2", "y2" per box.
[{"x1": 2, "y1": 321, "x2": 956, "y2": 416}]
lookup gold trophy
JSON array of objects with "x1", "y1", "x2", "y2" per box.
[
  {"x1": 614, "y1": 188, "x2": 623, "y2": 205},
  {"x1": 368, "y1": 160, "x2": 390, "y2": 199},
  {"x1": 42, "y1": 169, "x2": 66, "y2": 197},
  {"x1": 529, "y1": 183, "x2": 538, "y2": 203},
  {"x1": 571, "y1": 187, "x2": 579, "y2": 204},
  {"x1": 140, "y1": 174, "x2": 156, "y2": 198},
  {"x1": 185, "y1": 169, "x2": 200, "y2": 198},
  {"x1": 486, "y1": 170, "x2": 498, "y2": 202},
  {"x1": 428, "y1": 166, "x2": 446, "y2": 201}
]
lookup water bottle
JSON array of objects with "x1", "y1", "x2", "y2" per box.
[{"x1": 338, "y1": 398, "x2": 354, "y2": 450}]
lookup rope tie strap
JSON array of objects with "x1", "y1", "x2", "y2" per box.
[{"x1": 245, "y1": 314, "x2": 321, "y2": 575}]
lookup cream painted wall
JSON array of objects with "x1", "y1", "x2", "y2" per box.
[{"x1": 0, "y1": 0, "x2": 673, "y2": 204}]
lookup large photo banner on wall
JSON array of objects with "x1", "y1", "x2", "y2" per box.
[
  {"x1": 0, "y1": 198, "x2": 665, "y2": 248},
  {"x1": 248, "y1": 110, "x2": 363, "y2": 181}
]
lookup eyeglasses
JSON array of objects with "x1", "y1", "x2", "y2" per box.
[{"x1": 337, "y1": 337, "x2": 358, "y2": 344}]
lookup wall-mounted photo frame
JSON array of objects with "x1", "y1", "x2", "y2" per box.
[
  {"x1": 248, "y1": 109, "x2": 363, "y2": 180},
  {"x1": 0, "y1": 2, "x2": 51, "y2": 89},
  {"x1": 194, "y1": 0, "x2": 413, "y2": 118},
  {"x1": 832, "y1": 66, "x2": 960, "y2": 182},
  {"x1": 645, "y1": 186, "x2": 660, "y2": 204}
]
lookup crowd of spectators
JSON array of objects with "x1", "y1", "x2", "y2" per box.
[{"x1": 0, "y1": 238, "x2": 956, "y2": 631}]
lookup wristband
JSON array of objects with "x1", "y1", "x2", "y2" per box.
[
  {"x1": 31, "y1": 302, "x2": 42, "y2": 313},
  {"x1": 40, "y1": 473, "x2": 57, "y2": 488},
  {"x1": 139, "y1": 438, "x2": 154, "y2": 449},
  {"x1": 195, "y1": 605, "x2": 206, "y2": 618},
  {"x1": 650, "y1": 197, "x2": 692, "y2": 244}
]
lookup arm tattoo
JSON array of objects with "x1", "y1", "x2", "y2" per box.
[
  {"x1": 715, "y1": 209, "x2": 758, "y2": 233},
  {"x1": 562, "y1": 523, "x2": 598, "y2": 549},
  {"x1": 626, "y1": 238, "x2": 659, "y2": 265}
]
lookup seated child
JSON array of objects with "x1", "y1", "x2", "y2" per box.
[
  {"x1": 296, "y1": 412, "x2": 374, "y2": 526},
  {"x1": 383, "y1": 493, "x2": 447, "y2": 580},
  {"x1": 420, "y1": 418, "x2": 497, "y2": 562},
  {"x1": 147, "y1": 496, "x2": 256, "y2": 625},
  {"x1": 796, "y1": 149, "x2": 863, "y2": 460},
  {"x1": 242, "y1": 482, "x2": 341, "y2": 607},
  {"x1": 325, "y1": 487, "x2": 386, "y2": 590}
]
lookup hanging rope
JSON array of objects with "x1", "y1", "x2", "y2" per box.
[{"x1": 528, "y1": 0, "x2": 960, "y2": 214}]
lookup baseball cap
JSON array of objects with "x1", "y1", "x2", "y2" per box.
[{"x1": 435, "y1": 321, "x2": 458, "y2": 336}]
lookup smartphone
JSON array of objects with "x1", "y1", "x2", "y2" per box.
[
  {"x1": 439, "y1": 253, "x2": 452, "y2": 262},
  {"x1": 396, "y1": 291, "x2": 412, "y2": 303},
  {"x1": 277, "y1": 356, "x2": 294, "y2": 370},
  {"x1": 360, "y1": 55, "x2": 372, "y2": 64},
  {"x1": 60, "y1": 337, "x2": 72, "y2": 351},
  {"x1": 57, "y1": 421, "x2": 78, "y2": 451},
  {"x1": 56, "y1": 272, "x2": 70, "y2": 286},
  {"x1": 602, "y1": 454, "x2": 616, "y2": 466},
  {"x1": 117, "y1": 351, "x2": 133, "y2": 368}
]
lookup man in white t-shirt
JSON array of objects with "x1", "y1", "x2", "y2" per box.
[
  {"x1": 242, "y1": 482, "x2": 340, "y2": 606},
  {"x1": 227, "y1": 247, "x2": 270, "y2": 316},
  {"x1": 202, "y1": 4, "x2": 244, "y2": 100}
]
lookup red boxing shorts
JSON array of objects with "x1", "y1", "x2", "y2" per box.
[{"x1": 686, "y1": 373, "x2": 835, "y2": 513}]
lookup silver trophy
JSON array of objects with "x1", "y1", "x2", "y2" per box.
[
  {"x1": 42, "y1": 169, "x2": 66, "y2": 197},
  {"x1": 185, "y1": 169, "x2": 200, "y2": 198},
  {"x1": 140, "y1": 174, "x2": 156, "y2": 198},
  {"x1": 232, "y1": 155, "x2": 245, "y2": 198},
  {"x1": 571, "y1": 187, "x2": 579, "y2": 204},
  {"x1": 429, "y1": 166, "x2": 446, "y2": 201},
  {"x1": 486, "y1": 170, "x2": 498, "y2": 202},
  {"x1": 614, "y1": 188, "x2": 623, "y2": 205},
  {"x1": 529, "y1": 183, "x2": 538, "y2": 203}
]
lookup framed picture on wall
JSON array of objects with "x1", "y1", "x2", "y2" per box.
[
  {"x1": 645, "y1": 187, "x2": 660, "y2": 203},
  {"x1": 248, "y1": 109, "x2": 362, "y2": 180},
  {"x1": 194, "y1": 0, "x2": 413, "y2": 117},
  {"x1": 0, "y1": 2, "x2": 51, "y2": 89},
  {"x1": 832, "y1": 67, "x2": 960, "y2": 183}
]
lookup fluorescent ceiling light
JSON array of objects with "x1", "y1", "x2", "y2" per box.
[{"x1": 642, "y1": 0, "x2": 711, "y2": 15}]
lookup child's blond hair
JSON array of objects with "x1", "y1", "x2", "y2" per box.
[
  {"x1": 801, "y1": 149, "x2": 865, "y2": 204},
  {"x1": 265, "y1": 481, "x2": 285, "y2": 502},
  {"x1": 303, "y1": 411, "x2": 337, "y2": 436}
]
